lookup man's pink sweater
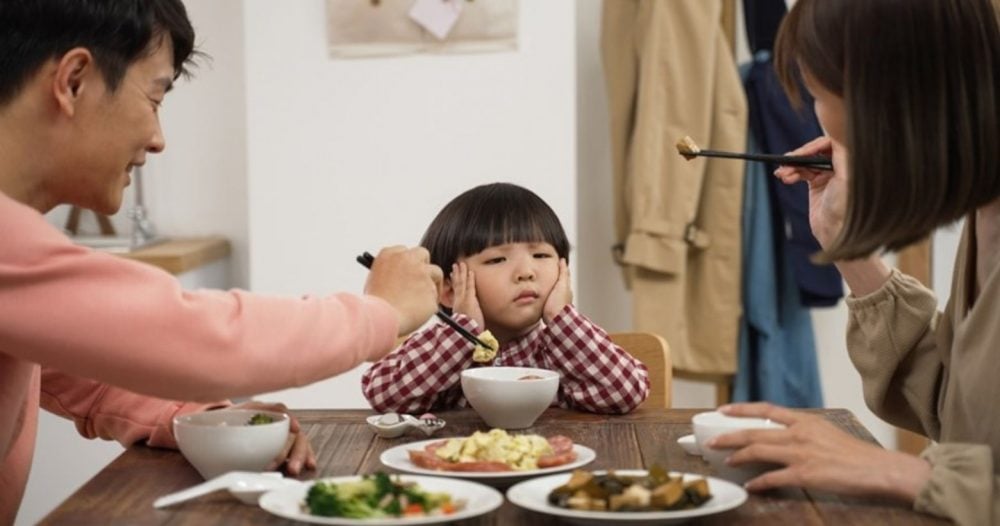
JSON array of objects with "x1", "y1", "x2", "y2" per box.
[{"x1": 0, "y1": 191, "x2": 398, "y2": 523}]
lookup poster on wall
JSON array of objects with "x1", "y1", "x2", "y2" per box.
[{"x1": 326, "y1": 0, "x2": 518, "y2": 58}]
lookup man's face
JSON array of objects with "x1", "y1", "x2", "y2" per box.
[{"x1": 70, "y1": 36, "x2": 174, "y2": 214}]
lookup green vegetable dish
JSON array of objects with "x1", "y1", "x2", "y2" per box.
[
  {"x1": 247, "y1": 413, "x2": 275, "y2": 425},
  {"x1": 548, "y1": 465, "x2": 713, "y2": 512},
  {"x1": 304, "y1": 472, "x2": 464, "y2": 518}
]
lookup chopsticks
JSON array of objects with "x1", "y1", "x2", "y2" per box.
[
  {"x1": 356, "y1": 251, "x2": 495, "y2": 351},
  {"x1": 675, "y1": 135, "x2": 833, "y2": 170}
]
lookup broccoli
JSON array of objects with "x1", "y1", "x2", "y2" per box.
[
  {"x1": 306, "y1": 482, "x2": 342, "y2": 517},
  {"x1": 305, "y1": 481, "x2": 384, "y2": 518},
  {"x1": 246, "y1": 413, "x2": 275, "y2": 425}
]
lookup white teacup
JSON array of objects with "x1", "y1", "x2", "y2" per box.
[{"x1": 692, "y1": 410, "x2": 785, "y2": 484}]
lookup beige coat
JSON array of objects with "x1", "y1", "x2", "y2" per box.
[{"x1": 601, "y1": 0, "x2": 747, "y2": 374}]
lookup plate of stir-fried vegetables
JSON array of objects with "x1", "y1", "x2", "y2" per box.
[{"x1": 258, "y1": 472, "x2": 503, "y2": 525}]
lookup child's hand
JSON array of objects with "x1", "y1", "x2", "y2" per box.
[
  {"x1": 451, "y1": 262, "x2": 485, "y2": 328},
  {"x1": 543, "y1": 259, "x2": 573, "y2": 323}
]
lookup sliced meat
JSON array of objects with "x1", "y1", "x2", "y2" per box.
[
  {"x1": 407, "y1": 449, "x2": 511, "y2": 471},
  {"x1": 547, "y1": 435, "x2": 575, "y2": 455},
  {"x1": 537, "y1": 450, "x2": 578, "y2": 468},
  {"x1": 408, "y1": 435, "x2": 577, "y2": 471}
]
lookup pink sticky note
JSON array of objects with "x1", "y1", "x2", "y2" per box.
[{"x1": 409, "y1": 0, "x2": 464, "y2": 40}]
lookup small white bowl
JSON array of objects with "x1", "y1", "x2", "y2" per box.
[
  {"x1": 692, "y1": 410, "x2": 785, "y2": 484},
  {"x1": 461, "y1": 367, "x2": 559, "y2": 429},
  {"x1": 365, "y1": 413, "x2": 409, "y2": 438},
  {"x1": 174, "y1": 409, "x2": 290, "y2": 480}
]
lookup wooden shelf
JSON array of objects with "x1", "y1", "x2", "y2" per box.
[{"x1": 119, "y1": 236, "x2": 230, "y2": 275}]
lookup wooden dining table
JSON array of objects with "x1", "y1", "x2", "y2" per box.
[{"x1": 41, "y1": 408, "x2": 947, "y2": 525}]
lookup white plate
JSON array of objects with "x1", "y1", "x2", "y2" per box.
[
  {"x1": 258, "y1": 474, "x2": 503, "y2": 525},
  {"x1": 506, "y1": 470, "x2": 748, "y2": 525},
  {"x1": 380, "y1": 438, "x2": 596, "y2": 487}
]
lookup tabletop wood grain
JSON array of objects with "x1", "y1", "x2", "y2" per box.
[{"x1": 40, "y1": 408, "x2": 947, "y2": 525}]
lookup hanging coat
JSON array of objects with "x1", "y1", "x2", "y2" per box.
[
  {"x1": 602, "y1": 0, "x2": 748, "y2": 374},
  {"x1": 742, "y1": 0, "x2": 844, "y2": 307},
  {"x1": 733, "y1": 123, "x2": 824, "y2": 407}
]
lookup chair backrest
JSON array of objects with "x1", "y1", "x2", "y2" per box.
[{"x1": 610, "y1": 332, "x2": 672, "y2": 409}]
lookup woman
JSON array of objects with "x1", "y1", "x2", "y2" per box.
[{"x1": 709, "y1": 1, "x2": 1000, "y2": 524}]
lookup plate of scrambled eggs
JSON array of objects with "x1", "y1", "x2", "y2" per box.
[{"x1": 380, "y1": 429, "x2": 596, "y2": 487}]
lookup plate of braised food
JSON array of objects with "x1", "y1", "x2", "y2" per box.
[{"x1": 505, "y1": 465, "x2": 747, "y2": 525}]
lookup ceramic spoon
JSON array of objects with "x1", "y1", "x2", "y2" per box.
[{"x1": 153, "y1": 471, "x2": 291, "y2": 508}]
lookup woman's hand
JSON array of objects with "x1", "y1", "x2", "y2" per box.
[
  {"x1": 710, "y1": 403, "x2": 930, "y2": 503},
  {"x1": 774, "y1": 137, "x2": 849, "y2": 249},
  {"x1": 227, "y1": 401, "x2": 317, "y2": 475},
  {"x1": 543, "y1": 259, "x2": 573, "y2": 323},
  {"x1": 450, "y1": 262, "x2": 485, "y2": 328}
]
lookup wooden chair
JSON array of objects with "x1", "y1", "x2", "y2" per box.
[{"x1": 610, "y1": 332, "x2": 672, "y2": 409}]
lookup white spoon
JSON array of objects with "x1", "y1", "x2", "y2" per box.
[{"x1": 153, "y1": 471, "x2": 297, "y2": 508}]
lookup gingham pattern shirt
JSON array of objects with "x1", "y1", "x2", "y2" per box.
[{"x1": 361, "y1": 305, "x2": 650, "y2": 414}]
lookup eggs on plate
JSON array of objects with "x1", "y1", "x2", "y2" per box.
[{"x1": 433, "y1": 429, "x2": 553, "y2": 470}]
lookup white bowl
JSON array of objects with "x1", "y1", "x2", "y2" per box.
[
  {"x1": 692, "y1": 410, "x2": 785, "y2": 484},
  {"x1": 174, "y1": 409, "x2": 290, "y2": 480},
  {"x1": 460, "y1": 367, "x2": 559, "y2": 429}
]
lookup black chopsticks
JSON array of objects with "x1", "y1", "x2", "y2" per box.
[
  {"x1": 675, "y1": 135, "x2": 833, "y2": 170},
  {"x1": 356, "y1": 251, "x2": 495, "y2": 351},
  {"x1": 684, "y1": 149, "x2": 833, "y2": 170}
]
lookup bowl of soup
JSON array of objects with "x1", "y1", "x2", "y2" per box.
[
  {"x1": 460, "y1": 367, "x2": 559, "y2": 429},
  {"x1": 692, "y1": 410, "x2": 785, "y2": 484},
  {"x1": 174, "y1": 409, "x2": 290, "y2": 480}
]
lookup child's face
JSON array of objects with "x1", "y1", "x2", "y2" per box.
[{"x1": 460, "y1": 241, "x2": 560, "y2": 337}]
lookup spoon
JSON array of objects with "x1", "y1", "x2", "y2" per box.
[
  {"x1": 366, "y1": 412, "x2": 447, "y2": 438},
  {"x1": 153, "y1": 471, "x2": 299, "y2": 508},
  {"x1": 402, "y1": 414, "x2": 447, "y2": 436}
]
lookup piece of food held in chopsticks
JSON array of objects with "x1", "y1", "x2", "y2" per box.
[
  {"x1": 409, "y1": 429, "x2": 577, "y2": 471},
  {"x1": 675, "y1": 135, "x2": 833, "y2": 170},
  {"x1": 471, "y1": 330, "x2": 499, "y2": 363},
  {"x1": 548, "y1": 465, "x2": 713, "y2": 512}
]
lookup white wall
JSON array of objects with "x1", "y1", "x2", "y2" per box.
[{"x1": 247, "y1": 0, "x2": 578, "y2": 408}]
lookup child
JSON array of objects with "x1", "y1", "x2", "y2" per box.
[{"x1": 362, "y1": 183, "x2": 650, "y2": 414}]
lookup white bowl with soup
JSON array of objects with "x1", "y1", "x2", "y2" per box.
[
  {"x1": 461, "y1": 367, "x2": 559, "y2": 429},
  {"x1": 692, "y1": 410, "x2": 785, "y2": 484},
  {"x1": 174, "y1": 409, "x2": 290, "y2": 480}
]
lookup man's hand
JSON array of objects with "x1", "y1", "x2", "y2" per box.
[
  {"x1": 364, "y1": 246, "x2": 443, "y2": 344},
  {"x1": 226, "y1": 401, "x2": 316, "y2": 475}
]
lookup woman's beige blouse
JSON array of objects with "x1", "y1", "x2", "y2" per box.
[{"x1": 846, "y1": 223, "x2": 1000, "y2": 526}]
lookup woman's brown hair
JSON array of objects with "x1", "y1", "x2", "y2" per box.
[{"x1": 775, "y1": 0, "x2": 1000, "y2": 261}]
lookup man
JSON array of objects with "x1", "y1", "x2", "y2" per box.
[{"x1": 0, "y1": 1, "x2": 442, "y2": 521}]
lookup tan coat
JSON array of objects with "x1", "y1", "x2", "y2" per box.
[{"x1": 601, "y1": 0, "x2": 747, "y2": 374}]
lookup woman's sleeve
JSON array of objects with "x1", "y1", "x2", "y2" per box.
[
  {"x1": 361, "y1": 317, "x2": 477, "y2": 414},
  {"x1": 0, "y1": 215, "x2": 399, "y2": 403},
  {"x1": 845, "y1": 269, "x2": 947, "y2": 438},
  {"x1": 914, "y1": 443, "x2": 1000, "y2": 526},
  {"x1": 540, "y1": 305, "x2": 650, "y2": 414},
  {"x1": 39, "y1": 368, "x2": 229, "y2": 449}
]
